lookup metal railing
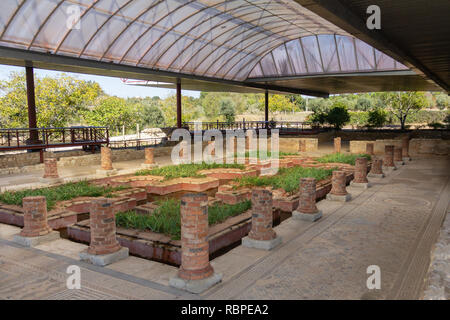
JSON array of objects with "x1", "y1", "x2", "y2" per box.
[
  {"x1": 108, "y1": 137, "x2": 167, "y2": 149},
  {"x1": 0, "y1": 126, "x2": 109, "y2": 151},
  {"x1": 182, "y1": 120, "x2": 315, "y2": 132}
]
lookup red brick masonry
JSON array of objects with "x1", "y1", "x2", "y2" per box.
[
  {"x1": 43, "y1": 158, "x2": 59, "y2": 179},
  {"x1": 101, "y1": 146, "x2": 113, "y2": 170},
  {"x1": 330, "y1": 170, "x2": 348, "y2": 196},
  {"x1": 394, "y1": 147, "x2": 403, "y2": 162},
  {"x1": 298, "y1": 178, "x2": 319, "y2": 214},
  {"x1": 384, "y1": 145, "x2": 395, "y2": 167},
  {"x1": 402, "y1": 136, "x2": 410, "y2": 158},
  {"x1": 20, "y1": 196, "x2": 53, "y2": 237},
  {"x1": 248, "y1": 189, "x2": 277, "y2": 241},
  {"x1": 354, "y1": 157, "x2": 369, "y2": 183},
  {"x1": 87, "y1": 198, "x2": 122, "y2": 255},
  {"x1": 144, "y1": 148, "x2": 154, "y2": 164},
  {"x1": 334, "y1": 137, "x2": 341, "y2": 153},
  {"x1": 370, "y1": 158, "x2": 383, "y2": 175},
  {"x1": 178, "y1": 193, "x2": 215, "y2": 281},
  {"x1": 366, "y1": 143, "x2": 374, "y2": 155}
]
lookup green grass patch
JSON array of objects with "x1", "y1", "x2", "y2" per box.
[
  {"x1": 115, "y1": 199, "x2": 251, "y2": 240},
  {"x1": 234, "y1": 166, "x2": 334, "y2": 194},
  {"x1": 135, "y1": 162, "x2": 245, "y2": 180},
  {"x1": 316, "y1": 153, "x2": 371, "y2": 165},
  {"x1": 0, "y1": 181, "x2": 127, "y2": 211}
]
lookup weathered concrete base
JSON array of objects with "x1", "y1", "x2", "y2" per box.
[
  {"x1": 169, "y1": 272, "x2": 222, "y2": 294},
  {"x1": 38, "y1": 177, "x2": 63, "y2": 184},
  {"x1": 326, "y1": 193, "x2": 351, "y2": 202},
  {"x1": 350, "y1": 181, "x2": 371, "y2": 189},
  {"x1": 79, "y1": 247, "x2": 129, "y2": 266},
  {"x1": 141, "y1": 163, "x2": 158, "y2": 169},
  {"x1": 368, "y1": 173, "x2": 384, "y2": 178},
  {"x1": 395, "y1": 161, "x2": 405, "y2": 166},
  {"x1": 403, "y1": 157, "x2": 411, "y2": 162},
  {"x1": 242, "y1": 235, "x2": 282, "y2": 251},
  {"x1": 382, "y1": 166, "x2": 397, "y2": 174},
  {"x1": 13, "y1": 231, "x2": 60, "y2": 247},
  {"x1": 292, "y1": 210, "x2": 322, "y2": 222},
  {"x1": 95, "y1": 168, "x2": 118, "y2": 177}
]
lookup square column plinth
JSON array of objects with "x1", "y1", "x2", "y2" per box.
[
  {"x1": 292, "y1": 210, "x2": 323, "y2": 222},
  {"x1": 169, "y1": 273, "x2": 223, "y2": 294},
  {"x1": 13, "y1": 231, "x2": 60, "y2": 247},
  {"x1": 79, "y1": 247, "x2": 129, "y2": 266},
  {"x1": 327, "y1": 193, "x2": 352, "y2": 202}
]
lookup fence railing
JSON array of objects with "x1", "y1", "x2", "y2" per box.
[
  {"x1": 0, "y1": 126, "x2": 109, "y2": 151},
  {"x1": 182, "y1": 120, "x2": 314, "y2": 132},
  {"x1": 108, "y1": 137, "x2": 167, "y2": 149}
]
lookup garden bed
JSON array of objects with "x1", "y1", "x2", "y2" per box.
[
  {"x1": 67, "y1": 199, "x2": 281, "y2": 266},
  {"x1": 0, "y1": 181, "x2": 145, "y2": 229}
]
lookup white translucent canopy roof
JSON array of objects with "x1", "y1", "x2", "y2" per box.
[
  {"x1": 0, "y1": 0, "x2": 416, "y2": 94},
  {"x1": 249, "y1": 35, "x2": 408, "y2": 78}
]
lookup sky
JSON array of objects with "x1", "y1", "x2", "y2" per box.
[{"x1": 0, "y1": 65, "x2": 201, "y2": 99}]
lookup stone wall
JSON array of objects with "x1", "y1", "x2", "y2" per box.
[{"x1": 268, "y1": 137, "x2": 318, "y2": 153}]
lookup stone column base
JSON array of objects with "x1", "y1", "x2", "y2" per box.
[
  {"x1": 169, "y1": 272, "x2": 222, "y2": 294},
  {"x1": 141, "y1": 163, "x2": 158, "y2": 169},
  {"x1": 382, "y1": 166, "x2": 397, "y2": 174},
  {"x1": 368, "y1": 173, "x2": 385, "y2": 178},
  {"x1": 13, "y1": 231, "x2": 60, "y2": 247},
  {"x1": 292, "y1": 210, "x2": 322, "y2": 222},
  {"x1": 38, "y1": 177, "x2": 63, "y2": 184},
  {"x1": 403, "y1": 157, "x2": 411, "y2": 162},
  {"x1": 242, "y1": 235, "x2": 282, "y2": 251},
  {"x1": 79, "y1": 247, "x2": 129, "y2": 266},
  {"x1": 350, "y1": 181, "x2": 371, "y2": 189},
  {"x1": 326, "y1": 193, "x2": 351, "y2": 202},
  {"x1": 95, "y1": 168, "x2": 118, "y2": 177},
  {"x1": 394, "y1": 161, "x2": 405, "y2": 166}
]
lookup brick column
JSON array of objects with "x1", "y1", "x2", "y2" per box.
[
  {"x1": 170, "y1": 193, "x2": 221, "y2": 293},
  {"x1": 20, "y1": 196, "x2": 52, "y2": 237},
  {"x1": 145, "y1": 148, "x2": 154, "y2": 164},
  {"x1": 334, "y1": 137, "x2": 341, "y2": 153},
  {"x1": 394, "y1": 146, "x2": 404, "y2": 166},
  {"x1": 351, "y1": 157, "x2": 370, "y2": 188},
  {"x1": 402, "y1": 136, "x2": 411, "y2": 160},
  {"x1": 101, "y1": 146, "x2": 113, "y2": 170},
  {"x1": 383, "y1": 145, "x2": 395, "y2": 168},
  {"x1": 13, "y1": 196, "x2": 59, "y2": 247},
  {"x1": 87, "y1": 198, "x2": 121, "y2": 255},
  {"x1": 353, "y1": 157, "x2": 368, "y2": 183},
  {"x1": 242, "y1": 189, "x2": 281, "y2": 250},
  {"x1": 293, "y1": 178, "x2": 322, "y2": 221},
  {"x1": 80, "y1": 198, "x2": 128, "y2": 266},
  {"x1": 43, "y1": 158, "x2": 59, "y2": 179},
  {"x1": 366, "y1": 143, "x2": 374, "y2": 155},
  {"x1": 327, "y1": 170, "x2": 351, "y2": 202},
  {"x1": 298, "y1": 140, "x2": 306, "y2": 152},
  {"x1": 368, "y1": 158, "x2": 384, "y2": 178}
]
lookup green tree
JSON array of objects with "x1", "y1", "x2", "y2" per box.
[
  {"x1": 367, "y1": 108, "x2": 387, "y2": 128},
  {"x1": 0, "y1": 71, "x2": 102, "y2": 128},
  {"x1": 379, "y1": 92, "x2": 429, "y2": 130},
  {"x1": 326, "y1": 102, "x2": 350, "y2": 129},
  {"x1": 82, "y1": 96, "x2": 136, "y2": 133},
  {"x1": 219, "y1": 99, "x2": 236, "y2": 123},
  {"x1": 434, "y1": 93, "x2": 450, "y2": 110},
  {"x1": 355, "y1": 97, "x2": 372, "y2": 111}
]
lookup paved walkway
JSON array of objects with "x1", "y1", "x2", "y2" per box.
[{"x1": 0, "y1": 157, "x2": 448, "y2": 299}]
